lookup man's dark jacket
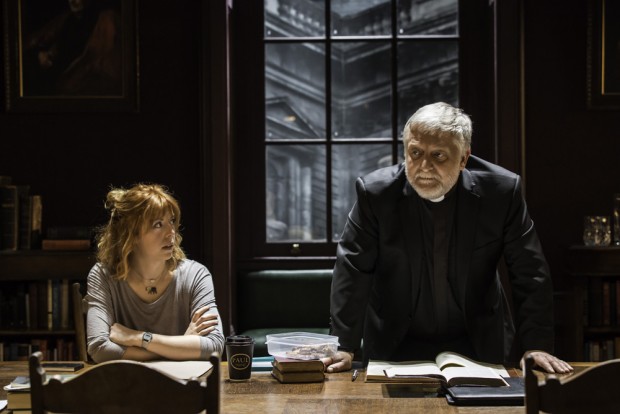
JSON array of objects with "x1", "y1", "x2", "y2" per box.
[{"x1": 330, "y1": 155, "x2": 554, "y2": 365}]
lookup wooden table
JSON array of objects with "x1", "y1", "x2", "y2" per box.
[{"x1": 0, "y1": 361, "x2": 591, "y2": 414}]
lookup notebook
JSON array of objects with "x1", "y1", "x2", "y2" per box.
[{"x1": 445, "y1": 376, "x2": 525, "y2": 406}]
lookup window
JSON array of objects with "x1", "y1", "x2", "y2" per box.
[{"x1": 234, "y1": 0, "x2": 462, "y2": 258}]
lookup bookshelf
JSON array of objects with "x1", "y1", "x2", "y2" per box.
[
  {"x1": 567, "y1": 245, "x2": 620, "y2": 361},
  {"x1": 0, "y1": 251, "x2": 96, "y2": 361}
]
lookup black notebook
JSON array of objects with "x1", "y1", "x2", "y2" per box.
[{"x1": 445, "y1": 376, "x2": 525, "y2": 406}]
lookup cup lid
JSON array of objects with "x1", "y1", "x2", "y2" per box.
[{"x1": 226, "y1": 335, "x2": 254, "y2": 344}]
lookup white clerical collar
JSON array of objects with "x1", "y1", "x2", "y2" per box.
[{"x1": 429, "y1": 195, "x2": 445, "y2": 203}]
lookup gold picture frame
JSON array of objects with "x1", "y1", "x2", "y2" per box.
[
  {"x1": 587, "y1": 0, "x2": 620, "y2": 109},
  {"x1": 2, "y1": 0, "x2": 139, "y2": 112}
]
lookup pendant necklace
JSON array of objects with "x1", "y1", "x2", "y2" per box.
[{"x1": 134, "y1": 267, "x2": 167, "y2": 295}]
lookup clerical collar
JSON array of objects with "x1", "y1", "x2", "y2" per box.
[{"x1": 424, "y1": 182, "x2": 458, "y2": 204}]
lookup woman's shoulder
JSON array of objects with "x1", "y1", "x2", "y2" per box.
[
  {"x1": 176, "y1": 259, "x2": 210, "y2": 277},
  {"x1": 89, "y1": 262, "x2": 111, "y2": 278}
]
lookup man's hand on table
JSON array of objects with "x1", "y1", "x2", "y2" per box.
[
  {"x1": 521, "y1": 350, "x2": 573, "y2": 374},
  {"x1": 322, "y1": 351, "x2": 354, "y2": 373}
]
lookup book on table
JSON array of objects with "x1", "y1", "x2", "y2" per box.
[
  {"x1": 366, "y1": 351, "x2": 509, "y2": 387},
  {"x1": 270, "y1": 356, "x2": 325, "y2": 383},
  {"x1": 4, "y1": 374, "x2": 77, "y2": 411},
  {"x1": 272, "y1": 356, "x2": 325, "y2": 373},
  {"x1": 271, "y1": 367, "x2": 325, "y2": 383},
  {"x1": 141, "y1": 360, "x2": 213, "y2": 380},
  {"x1": 41, "y1": 361, "x2": 85, "y2": 372},
  {"x1": 445, "y1": 376, "x2": 525, "y2": 406}
]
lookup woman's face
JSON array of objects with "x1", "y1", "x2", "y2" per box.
[{"x1": 134, "y1": 210, "x2": 176, "y2": 261}]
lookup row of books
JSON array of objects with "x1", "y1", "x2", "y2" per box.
[
  {"x1": 0, "y1": 280, "x2": 74, "y2": 331},
  {"x1": 584, "y1": 337, "x2": 620, "y2": 362},
  {"x1": 585, "y1": 278, "x2": 620, "y2": 326},
  {"x1": 0, "y1": 175, "x2": 95, "y2": 251},
  {"x1": 0, "y1": 337, "x2": 78, "y2": 361},
  {"x1": 0, "y1": 176, "x2": 42, "y2": 251}
]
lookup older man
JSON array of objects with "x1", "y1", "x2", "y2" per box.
[{"x1": 326, "y1": 102, "x2": 572, "y2": 374}]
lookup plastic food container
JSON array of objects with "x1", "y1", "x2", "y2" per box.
[{"x1": 265, "y1": 332, "x2": 340, "y2": 360}]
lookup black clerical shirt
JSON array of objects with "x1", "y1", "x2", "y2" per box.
[{"x1": 393, "y1": 185, "x2": 476, "y2": 361}]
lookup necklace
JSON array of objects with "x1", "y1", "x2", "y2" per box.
[{"x1": 133, "y1": 267, "x2": 167, "y2": 295}]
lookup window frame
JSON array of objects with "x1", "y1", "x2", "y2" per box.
[{"x1": 231, "y1": 0, "x2": 495, "y2": 261}]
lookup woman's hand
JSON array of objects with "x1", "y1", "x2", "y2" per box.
[
  {"x1": 185, "y1": 306, "x2": 218, "y2": 336},
  {"x1": 110, "y1": 323, "x2": 141, "y2": 347}
]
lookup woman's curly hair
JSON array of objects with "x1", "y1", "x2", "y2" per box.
[{"x1": 96, "y1": 183, "x2": 186, "y2": 280}]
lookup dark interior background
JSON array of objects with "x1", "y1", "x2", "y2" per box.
[{"x1": 1, "y1": 0, "x2": 618, "y2": 360}]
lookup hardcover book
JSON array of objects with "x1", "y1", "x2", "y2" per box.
[
  {"x1": 0, "y1": 184, "x2": 19, "y2": 251},
  {"x1": 41, "y1": 239, "x2": 91, "y2": 251},
  {"x1": 445, "y1": 376, "x2": 525, "y2": 406},
  {"x1": 272, "y1": 356, "x2": 325, "y2": 373},
  {"x1": 17, "y1": 185, "x2": 31, "y2": 250},
  {"x1": 366, "y1": 351, "x2": 509, "y2": 387},
  {"x1": 270, "y1": 366, "x2": 325, "y2": 383}
]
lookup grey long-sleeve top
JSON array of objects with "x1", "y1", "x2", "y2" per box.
[{"x1": 85, "y1": 259, "x2": 225, "y2": 363}]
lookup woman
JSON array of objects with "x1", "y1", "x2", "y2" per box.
[{"x1": 86, "y1": 183, "x2": 224, "y2": 363}]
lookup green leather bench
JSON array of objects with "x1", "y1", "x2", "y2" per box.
[{"x1": 235, "y1": 269, "x2": 333, "y2": 357}]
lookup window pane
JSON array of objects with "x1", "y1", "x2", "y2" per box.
[
  {"x1": 332, "y1": 144, "x2": 392, "y2": 241},
  {"x1": 266, "y1": 145, "x2": 327, "y2": 242},
  {"x1": 331, "y1": 0, "x2": 391, "y2": 36},
  {"x1": 398, "y1": 0, "x2": 458, "y2": 35},
  {"x1": 265, "y1": 0, "x2": 326, "y2": 37},
  {"x1": 332, "y1": 42, "x2": 392, "y2": 140},
  {"x1": 265, "y1": 43, "x2": 326, "y2": 141},
  {"x1": 397, "y1": 40, "x2": 458, "y2": 133}
]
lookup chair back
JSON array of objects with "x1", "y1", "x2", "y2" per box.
[
  {"x1": 29, "y1": 351, "x2": 221, "y2": 414},
  {"x1": 72, "y1": 282, "x2": 88, "y2": 362},
  {"x1": 525, "y1": 352, "x2": 620, "y2": 413}
]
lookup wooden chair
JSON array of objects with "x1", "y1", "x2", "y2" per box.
[
  {"x1": 524, "y1": 352, "x2": 620, "y2": 413},
  {"x1": 72, "y1": 282, "x2": 89, "y2": 362},
  {"x1": 29, "y1": 351, "x2": 221, "y2": 414}
]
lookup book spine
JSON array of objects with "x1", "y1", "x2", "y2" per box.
[
  {"x1": 17, "y1": 186, "x2": 31, "y2": 250},
  {"x1": 60, "y1": 279, "x2": 69, "y2": 329},
  {"x1": 28, "y1": 282, "x2": 38, "y2": 329},
  {"x1": 603, "y1": 280, "x2": 611, "y2": 325},
  {"x1": 30, "y1": 195, "x2": 42, "y2": 249},
  {"x1": 52, "y1": 280, "x2": 61, "y2": 330},
  {"x1": 0, "y1": 185, "x2": 19, "y2": 251},
  {"x1": 42, "y1": 239, "x2": 91, "y2": 251},
  {"x1": 588, "y1": 277, "x2": 603, "y2": 326},
  {"x1": 47, "y1": 279, "x2": 53, "y2": 330},
  {"x1": 37, "y1": 281, "x2": 48, "y2": 331}
]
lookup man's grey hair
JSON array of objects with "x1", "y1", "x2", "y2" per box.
[{"x1": 402, "y1": 102, "x2": 472, "y2": 151}]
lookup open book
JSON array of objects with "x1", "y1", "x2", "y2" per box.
[
  {"x1": 366, "y1": 351, "x2": 509, "y2": 387},
  {"x1": 142, "y1": 360, "x2": 213, "y2": 380}
]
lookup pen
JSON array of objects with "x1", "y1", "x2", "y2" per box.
[{"x1": 351, "y1": 369, "x2": 359, "y2": 382}]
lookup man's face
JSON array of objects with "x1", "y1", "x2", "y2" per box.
[{"x1": 404, "y1": 131, "x2": 470, "y2": 200}]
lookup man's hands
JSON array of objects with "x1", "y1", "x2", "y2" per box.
[
  {"x1": 322, "y1": 349, "x2": 573, "y2": 375},
  {"x1": 185, "y1": 306, "x2": 219, "y2": 336},
  {"x1": 322, "y1": 351, "x2": 354, "y2": 373},
  {"x1": 521, "y1": 350, "x2": 573, "y2": 374}
]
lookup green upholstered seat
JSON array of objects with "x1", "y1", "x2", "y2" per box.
[{"x1": 236, "y1": 269, "x2": 333, "y2": 356}]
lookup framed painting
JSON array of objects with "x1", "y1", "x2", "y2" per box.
[
  {"x1": 587, "y1": 0, "x2": 620, "y2": 109},
  {"x1": 2, "y1": 0, "x2": 139, "y2": 112}
]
